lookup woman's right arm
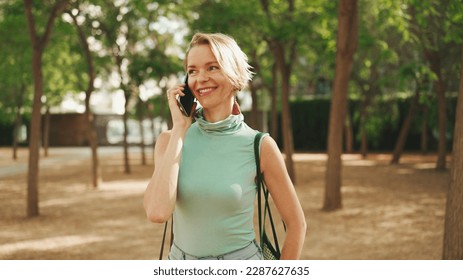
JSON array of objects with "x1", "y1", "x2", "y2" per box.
[
  {"x1": 143, "y1": 127, "x2": 187, "y2": 223},
  {"x1": 143, "y1": 84, "x2": 196, "y2": 223}
]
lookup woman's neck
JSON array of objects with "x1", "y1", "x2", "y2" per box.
[{"x1": 202, "y1": 98, "x2": 235, "y2": 123}]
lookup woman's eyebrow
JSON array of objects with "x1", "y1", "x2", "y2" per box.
[{"x1": 187, "y1": 61, "x2": 219, "y2": 68}]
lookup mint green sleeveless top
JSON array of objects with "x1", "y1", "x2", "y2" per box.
[{"x1": 174, "y1": 110, "x2": 261, "y2": 257}]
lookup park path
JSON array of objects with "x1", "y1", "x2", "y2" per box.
[{"x1": 0, "y1": 146, "x2": 147, "y2": 178}]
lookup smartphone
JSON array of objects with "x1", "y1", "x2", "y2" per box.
[{"x1": 177, "y1": 75, "x2": 196, "y2": 116}]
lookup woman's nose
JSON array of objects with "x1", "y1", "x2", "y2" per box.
[{"x1": 197, "y1": 70, "x2": 210, "y2": 82}]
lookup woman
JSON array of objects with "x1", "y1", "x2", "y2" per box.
[{"x1": 144, "y1": 33, "x2": 306, "y2": 260}]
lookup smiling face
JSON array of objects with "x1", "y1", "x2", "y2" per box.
[{"x1": 186, "y1": 44, "x2": 235, "y2": 117}]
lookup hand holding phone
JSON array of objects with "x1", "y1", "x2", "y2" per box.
[{"x1": 177, "y1": 75, "x2": 196, "y2": 117}]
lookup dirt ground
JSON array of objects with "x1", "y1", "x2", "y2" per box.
[{"x1": 0, "y1": 146, "x2": 450, "y2": 260}]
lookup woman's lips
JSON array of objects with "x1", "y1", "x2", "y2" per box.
[{"x1": 197, "y1": 87, "x2": 216, "y2": 97}]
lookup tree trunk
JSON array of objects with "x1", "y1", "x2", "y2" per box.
[
  {"x1": 272, "y1": 42, "x2": 296, "y2": 183},
  {"x1": 114, "y1": 54, "x2": 131, "y2": 174},
  {"x1": 137, "y1": 99, "x2": 147, "y2": 166},
  {"x1": 24, "y1": 0, "x2": 69, "y2": 217},
  {"x1": 123, "y1": 93, "x2": 131, "y2": 174},
  {"x1": 424, "y1": 49, "x2": 447, "y2": 170},
  {"x1": 249, "y1": 82, "x2": 260, "y2": 130},
  {"x1": 12, "y1": 106, "x2": 22, "y2": 161},
  {"x1": 270, "y1": 63, "x2": 279, "y2": 141},
  {"x1": 70, "y1": 9, "x2": 101, "y2": 188},
  {"x1": 43, "y1": 105, "x2": 50, "y2": 157},
  {"x1": 344, "y1": 107, "x2": 354, "y2": 154},
  {"x1": 391, "y1": 87, "x2": 420, "y2": 164},
  {"x1": 27, "y1": 45, "x2": 42, "y2": 218},
  {"x1": 358, "y1": 67, "x2": 379, "y2": 159},
  {"x1": 323, "y1": 0, "x2": 358, "y2": 211},
  {"x1": 146, "y1": 102, "x2": 156, "y2": 154},
  {"x1": 360, "y1": 127, "x2": 368, "y2": 158},
  {"x1": 86, "y1": 111, "x2": 100, "y2": 188},
  {"x1": 359, "y1": 99, "x2": 368, "y2": 158},
  {"x1": 12, "y1": 84, "x2": 25, "y2": 160},
  {"x1": 442, "y1": 44, "x2": 463, "y2": 259},
  {"x1": 249, "y1": 54, "x2": 261, "y2": 131},
  {"x1": 421, "y1": 105, "x2": 429, "y2": 154}
]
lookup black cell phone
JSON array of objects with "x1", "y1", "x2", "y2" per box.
[{"x1": 177, "y1": 75, "x2": 196, "y2": 116}]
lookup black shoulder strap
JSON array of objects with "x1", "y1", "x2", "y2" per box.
[
  {"x1": 253, "y1": 132, "x2": 281, "y2": 252},
  {"x1": 254, "y1": 132, "x2": 266, "y2": 237}
]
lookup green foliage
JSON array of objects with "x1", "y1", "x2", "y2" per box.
[
  {"x1": 445, "y1": 0, "x2": 463, "y2": 43},
  {"x1": 0, "y1": 0, "x2": 462, "y2": 151},
  {"x1": 43, "y1": 19, "x2": 83, "y2": 106},
  {"x1": 0, "y1": 0, "x2": 33, "y2": 122}
]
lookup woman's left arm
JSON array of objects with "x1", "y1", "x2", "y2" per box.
[{"x1": 260, "y1": 136, "x2": 307, "y2": 260}]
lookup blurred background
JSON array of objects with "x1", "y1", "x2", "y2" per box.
[{"x1": 1, "y1": 0, "x2": 462, "y2": 260}]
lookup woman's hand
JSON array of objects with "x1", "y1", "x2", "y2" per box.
[{"x1": 167, "y1": 84, "x2": 197, "y2": 130}]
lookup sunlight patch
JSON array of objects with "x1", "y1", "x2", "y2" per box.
[{"x1": 0, "y1": 235, "x2": 109, "y2": 255}]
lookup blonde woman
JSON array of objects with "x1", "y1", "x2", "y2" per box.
[{"x1": 144, "y1": 33, "x2": 306, "y2": 260}]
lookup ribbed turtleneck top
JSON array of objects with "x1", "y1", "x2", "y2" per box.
[{"x1": 173, "y1": 109, "x2": 262, "y2": 257}]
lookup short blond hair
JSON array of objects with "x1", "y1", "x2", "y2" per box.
[{"x1": 184, "y1": 33, "x2": 254, "y2": 91}]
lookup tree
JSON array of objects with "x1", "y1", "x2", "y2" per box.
[
  {"x1": 68, "y1": 4, "x2": 101, "y2": 188},
  {"x1": 258, "y1": 0, "x2": 301, "y2": 182},
  {"x1": 390, "y1": 65, "x2": 433, "y2": 164},
  {"x1": 0, "y1": 0, "x2": 33, "y2": 160},
  {"x1": 41, "y1": 18, "x2": 80, "y2": 157},
  {"x1": 443, "y1": 44, "x2": 463, "y2": 259},
  {"x1": 323, "y1": 0, "x2": 358, "y2": 211},
  {"x1": 407, "y1": 0, "x2": 457, "y2": 171},
  {"x1": 94, "y1": 0, "x2": 179, "y2": 174},
  {"x1": 442, "y1": 0, "x2": 463, "y2": 260},
  {"x1": 23, "y1": 0, "x2": 70, "y2": 217}
]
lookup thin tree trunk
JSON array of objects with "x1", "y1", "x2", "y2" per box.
[
  {"x1": 425, "y1": 49, "x2": 447, "y2": 170},
  {"x1": 272, "y1": 42, "x2": 296, "y2": 182},
  {"x1": 24, "y1": 0, "x2": 69, "y2": 217},
  {"x1": 114, "y1": 54, "x2": 131, "y2": 174},
  {"x1": 43, "y1": 105, "x2": 50, "y2": 157},
  {"x1": 270, "y1": 63, "x2": 279, "y2": 140},
  {"x1": 249, "y1": 82, "x2": 259, "y2": 130},
  {"x1": 12, "y1": 84, "x2": 25, "y2": 160},
  {"x1": 421, "y1": 105, "x2": 428, "y2": 154},
  {"x1": 140, "y1": 118, "x2": 146, "y2": 166},
  {"x1": 360, "y1": 127, "x2": 368, "y2": 158},
  {"x1": 344, "y1": 106, "x2": 354, "y2": 154},
  {"x1": 359, "y1": 98, "x2": 368, "y2": 158},
  {"x1": 391, "y1": 86, "x2": 420, "y2": 164},
  {"x1": 442, "y1": 44, "x2": 463, "y2": 259},
  {"x1": 138, "y1": 99, "x2": 147, "y2": 166},
  {"x1": 323, "y1": 0, "x2": 358, "y2": 211},
  {"x1": 12, "y1": 107, "x2": 23, "y2": 160},
  {"x1": 146, "y1": 102, "x2": 156, "y2": 154},
  {"x1": 86, "y1": 111, "x2": 100, "y2": 188},
  {"x1": 249, "y1": 53, "x2": 261, "y2": 130},
  {"x1": 70, "y1": 9, "x2": 101, "y2": 188},
  {"x1": 123, "y1": 94, "x2": 131, "y2": 174},
  {"x1": 27, "y1": 46, "x2": 42, "y2": 218}
]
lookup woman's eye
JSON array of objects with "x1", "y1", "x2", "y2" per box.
[
  {"x1": 209, "y1": 65, "x2": 219, "y2": 71},
  {"x1": 187, "y1": 69, "x2": 197, "y2": 75}
]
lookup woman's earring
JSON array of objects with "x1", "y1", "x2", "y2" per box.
[{"x1": 232, "y1": 98, "x2": 241, "y2": 115}]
